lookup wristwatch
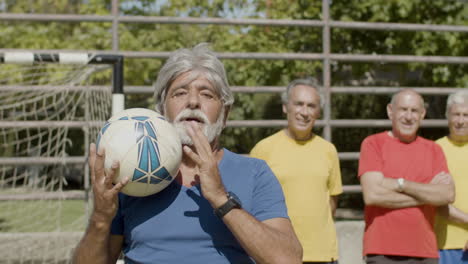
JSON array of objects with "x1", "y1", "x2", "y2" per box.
[
  {"x1": 397, "y1": 178, "x2": 405, "y2": 192},
  {"x1": 214, "y1": 191, "x2": 242, "y2": 218}
]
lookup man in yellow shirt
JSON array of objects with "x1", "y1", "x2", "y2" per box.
[
  {"x1": 435, "y1": 90, "x2": 468, "y2": 263},
  {"x1": 250, "y1": 78, "x2": 342, "y2": 263}
]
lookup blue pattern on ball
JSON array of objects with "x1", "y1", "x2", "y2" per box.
[
  {"x1": 132, "y1": 117, "x2": 172, "y2": 184},
  {"x1": 96, "y1": 122, "x2": 111, "y2": 150},
  {"x1": 96, "y1": 115, "x2": 173, "y2": 185}
]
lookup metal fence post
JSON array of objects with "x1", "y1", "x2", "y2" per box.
[{"x1": 322, "y1": 0, "x2": 332, "y2": 142}]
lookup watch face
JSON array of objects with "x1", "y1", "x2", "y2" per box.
[{"x1": 228, "y1": 191, "x2": 242, "y2": 207}]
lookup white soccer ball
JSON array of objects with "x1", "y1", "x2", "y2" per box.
[{"x1": 96, "y1": 108, "x2": 182, "y2": 197}]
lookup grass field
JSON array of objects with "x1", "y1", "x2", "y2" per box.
[{"x1": 0, "y1": 199, "x2": 88, "y2": 232}]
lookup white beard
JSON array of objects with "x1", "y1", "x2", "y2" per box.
[{"x1": 172, "y1": 108, "x2": 225, "y2": 145}]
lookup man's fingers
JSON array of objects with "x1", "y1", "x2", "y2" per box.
[
  {"x1": 432, "y1": 172, "x2": 453, "y2": 185},
  {"x1": 187, "y1": 123, "x2": 211, "y2": 155},
  {"x1": 94, "y1": 145, "x2": 106, "y2": 181},
  {"x1": 111, "y1": 177, "x2": 130, "y2": 195},
  {"x1": 194, "y1": 124, "x2": 213, "y2": 154},
  {"x1": 89, "y1": 143, "x2": 97, "y2": 184},
  {"x1": 104, "y1": 160, "x2": 120, "y2": 187},
  {"x1": 183, "y1": 145, "x2": 203, "y2": 165}
]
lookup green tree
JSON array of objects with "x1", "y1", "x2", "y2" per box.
[{"x1": 1, "y1": 0, "x2": 467, "y2": 209}]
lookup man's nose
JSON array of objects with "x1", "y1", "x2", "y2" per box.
[
  {"x1": 403, "y1": 110, "x2": 413, "y2": 120},
  {"x1": 187, "y1": 91, "x2": 200, "y2": 109},
  {"x1": 299, "y1": 105, "x2": 309, "y2": 116},
  {"x1": 455, "y1": 115, "x2": 466, "y2": 126}
]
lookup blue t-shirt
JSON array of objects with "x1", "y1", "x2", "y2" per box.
[{"x1": 111, "y1": 149, "x2": 288, "y2": 264}]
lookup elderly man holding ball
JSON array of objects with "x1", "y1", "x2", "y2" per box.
[{"x1": 72, "y1": 43, "x2": 302, "y2": 264}]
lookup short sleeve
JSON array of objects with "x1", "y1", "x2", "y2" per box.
[
  {"x1": 251, "y1": 160, "x2": 289, "y2": 221},
  {"x1": 432, "y1": 143, "x2": 449, "y2": 177},
  {"x1": 249, "y1": 141, "x2": 267, "y2": 160},
  {"x1": 358, "y1": 136, "x2": 383, "y2": 177},
  {"x1": 328, "y1": 144, "x2": 343, "y2": 196}
]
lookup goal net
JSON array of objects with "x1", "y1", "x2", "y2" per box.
[{"x1": 0, "y1": 53, "x2": 118, "y2": 263}]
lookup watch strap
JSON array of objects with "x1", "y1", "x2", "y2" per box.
[{"x1": 214, "y1": 192, "x2": 241, "y2": 218}]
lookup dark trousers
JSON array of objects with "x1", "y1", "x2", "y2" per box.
[{"x1": 366, "y1": 254, "x2": 438, "y2": 264}]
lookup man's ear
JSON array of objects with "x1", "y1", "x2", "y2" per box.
[
  {"x1": 386, "y1": 103, "x2": 393, "y2": 120},
  {"x1": 282, "y1": 104, "x2": 287, "y2": 115},
  {"x1": 420, "y1": 107, "x2": 426, "y2": 120}
]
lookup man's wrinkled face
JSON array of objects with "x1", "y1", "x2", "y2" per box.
[
  {"x1": 448, "y1": 103, "x2": 468, "y2": 143},
  {"x1": 387, "y1": 91, "x2": 426, "y2": 143},
  {"x1": 282, "y1": 84, "x2": 321, "y2": 140},
  {"x1": 164, "y1": 71, "x2": 226, "y2": 145}
]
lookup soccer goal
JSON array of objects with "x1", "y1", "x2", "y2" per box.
[{"x1": 0, "y1": 52, "x2": 124, "y2": 263}]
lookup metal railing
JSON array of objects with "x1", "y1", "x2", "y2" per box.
[{"x1": 1, "y1": 0, "x2": 467, "y2": 194}]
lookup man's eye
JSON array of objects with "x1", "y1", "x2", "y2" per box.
[
  {"x1": 201, "y1": 92, "x2": 214, "y2": 99},
  {"x1": 173, "y1": 91, "x2": 186, "y2": 97}
]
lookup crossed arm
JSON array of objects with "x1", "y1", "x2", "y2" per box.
[
  {"x1": 438, "y1": 204, "x2": 468, "y2": 224},
  {"x1": 360, "y1": 171, "x2": 455, "y2": 209}
]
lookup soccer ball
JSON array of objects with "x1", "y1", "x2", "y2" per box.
[{"x1": 96, "y1": 108, "x2": 182, "y2": 197}]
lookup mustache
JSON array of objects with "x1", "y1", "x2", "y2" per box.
[{"x1": 174, "y1": 109, "x2": 210, "y2": 124}]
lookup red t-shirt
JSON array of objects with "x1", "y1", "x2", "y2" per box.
[{"x1": 358, "y1": 132, "x2": 448, "y2": 258}]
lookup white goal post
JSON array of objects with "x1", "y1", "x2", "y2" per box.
[{"x1": 0, "y1": 52, "x2": 124, "y2": 264}]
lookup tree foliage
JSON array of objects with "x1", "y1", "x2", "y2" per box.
[{"x1": 1, "y1": 0, "x2": 467, "y2": 207}]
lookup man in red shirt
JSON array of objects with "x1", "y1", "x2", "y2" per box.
[{"x1": 358, "y1": 89, "x2": 455, "y2": 264}]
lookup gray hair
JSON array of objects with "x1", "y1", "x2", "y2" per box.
[
  {"x1": 281, "y1": 78, "x2": 324, "y2": 107},
  {"x1": 446, "y1": 90, "x2": 468, "y2": 118},
  {"x1": 153, "y1": 43, "x2": 234, "y2": 114}
]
